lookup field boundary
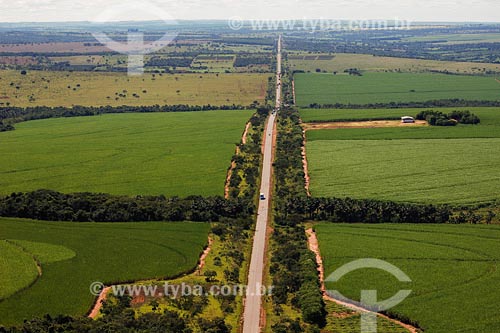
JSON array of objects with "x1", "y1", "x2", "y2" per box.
[{"x1": 0, "y1": 240, "x2": 42, "y2": 302}]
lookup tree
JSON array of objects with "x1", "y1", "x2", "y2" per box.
[
  {"x1": 204, "y1": 270, "x2": 217, "y2": 282},
  {"x1": 149, "y1": 299, "x2": 160, "y2": 312},
  {"x1": 197, "y1": 317, "x2": 231, "y2": 333},
  {"x1": 486, "y1": 211, "x2": 496, "y2": 225},
  {"x1": 271, "y1": 318, "x2": 303, "y2": 333}
]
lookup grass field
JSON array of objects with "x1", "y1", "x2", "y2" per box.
[
  {"x1": 301, "y1": 107, "x2": 412, "y2": 122},
  {"x1": 0, "y1": 217, "x2": 209, "y2": 326},
  {"x1": 0, "y1": 111, "x2": 252, "y2": 197},
  {"x1": 289, "y1": 53, "x2": 500, "y2": 74},
  {"x1": 0, "y1": 70, "x2": 269, "y2": 107},
  {"x1": 303, "y1": 107, "x2": 500, "y2": 140},
  {"x1": 304, "y1": 107, "x2": 500, "y2": 204},
  {"x1": 316, "y1": 223, "x2": 500, "y2": 333},
  {"x1": 294, "y1": 72, "x2": 500, "y2": 106},
  {"x1": 300, "y1": 107, "x2": 500, "y2": 123},
  {"x1": 306, "y1": 138, "x2": 500, "y2": 204},
  {"x1": 403, "y1": 33, "x2": 500, "y2": 44},
  {"x1": 0, "y1": 240, "x2": 39, "y2": 301}
]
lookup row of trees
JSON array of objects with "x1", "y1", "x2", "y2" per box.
[
  {"x1": 0, "y1": 121, "x2": 14, "y2": 132},
  {"x1": 281, "y1": 197, "x2": 452, "y2": 224},
  {"x1": 146, "y1": 56, "x2": 195, "y2": 68},
  {"x1": 0, "y1": 190, "x2": 252, "y2": 222},
  {"x1": 416, "y1": 110, "x2": 480, "y2": 126},
  {"x1": 234, "y1": 55, "x2": 270, "y2": 67},
  {"x1": 306, "y1": 99, "x2": 500, "y2": 109}
]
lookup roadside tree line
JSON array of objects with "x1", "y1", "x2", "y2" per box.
[
  {"x1": 269, "y1": 107, "x2": 326, "y2": 331},
  {"x1": 270, "y1": 226, "x2": 326, "y2": 331},
  {"x1": 305, "y1": 99, "x2": 500, "y2": 109}
]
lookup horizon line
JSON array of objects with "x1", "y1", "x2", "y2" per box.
[{"x1": 1, "y1": 18, "x2": 500, "y2": 25}]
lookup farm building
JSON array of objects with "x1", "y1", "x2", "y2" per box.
[{"x1": 401, "y1": 116, "x2": 415, "y2": 123}]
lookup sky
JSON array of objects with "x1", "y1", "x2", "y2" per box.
[{"x1": 0, "y1": 0, "x2": 499, "y2": 23}]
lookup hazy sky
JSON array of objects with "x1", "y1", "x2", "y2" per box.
[{"x1": 0, "y1": 0, "x2": 499, "y2": 23}]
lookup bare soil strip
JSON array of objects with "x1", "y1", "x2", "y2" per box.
[
  {"x1": 306, "y1": 228, "x2": 420, "y2": 333},
  {"x1": 196, "y1": 237, "x2": 213, "y2": 274},
  {"x1": 303, "y1": 120, "x2": 427, "y2": 131},
  {"x1": 302, "y1": 129, "x2": 311, "y2": 196},
  {"x1": 224, "y1": 161, "x2": 237, "y2": 199},
  {"x1": 88, "y1": 287, "x2": 111, "y2": 319},
  {"x1": 242, "y1": 121, "x2": 251, "y2": 145}
]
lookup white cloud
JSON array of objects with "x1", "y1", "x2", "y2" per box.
[{"x1": 0, "y1": 0, "x2": 499, "y2": 22}]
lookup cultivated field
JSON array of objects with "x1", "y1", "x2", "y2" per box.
[
  {"x1": 0, "y1": 70, "x2": 269, "y2": 107},
  {"x1": 294, "y1": 72, "x2": 500, "y2": 106},
  {"x1": 289, "y1": 53, "x2": 500, "y2": 74},
  {"x1": 301, "y1": 107, "x2": 419, "y2": 122},
  {"x1": 306, "y1": 138, "x2": 500, "y2": 204},
  {"x1": 300, "y1": 107, "x2": 500, "y2": 123},
  {"x1": 302, "y1": 107, "x2": 500, "y2": 139},
  {"x1": 316, "y1": 223, "x2": 500, "y2": 333},
  {"x1": 304, "y1": 107, "x2": 500, "y2": 204},
  {"x1": 0, "y1": 217, "x2": 210, "y2": 326},
  {"x1": 403, "y1": 33, "x2": 500, "y2": 44},
  {"x1": 0, "y1": 240, "x2": 39, "y2": 300},
  {"x1": 0, "y1": 111, "x2": 253, "y2": 197}
]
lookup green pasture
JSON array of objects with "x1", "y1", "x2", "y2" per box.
[
  {"x1": 0, "y1": 111, "x2": 252, "y2": 197},
  {"x1": 306, "y1": 138, "x2": 500, "y2": 204},
  {"x1": 294, "y1": 72, "x2": 500, "y2": 106},
  {"x1": 0, "y1": 218, "x2": 209, "y2": 326},
  {"x1": 316, "y1": 223, "x2": 500, "y2": 333}
]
